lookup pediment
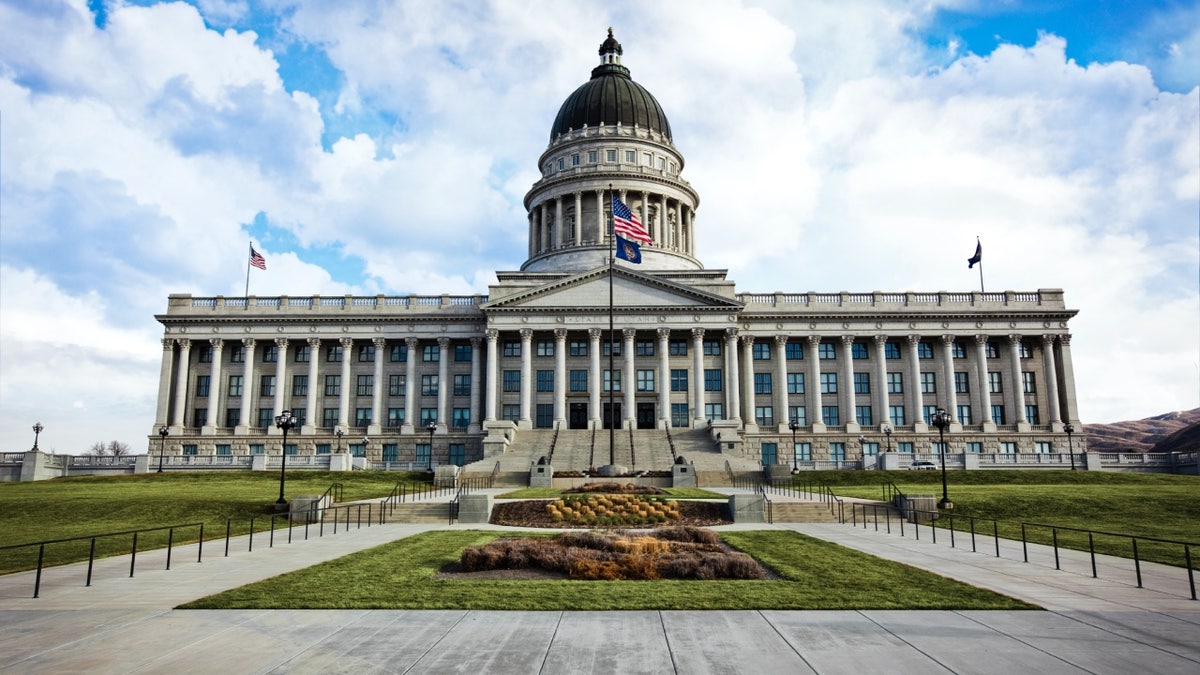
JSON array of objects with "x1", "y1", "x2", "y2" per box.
[{"x1": 483, "y1": 267, "x2": 742, "y2": 312}]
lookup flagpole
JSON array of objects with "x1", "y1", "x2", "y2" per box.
[
  {"x1": 607, "y1": 184, "x2": 616, "y2": 468},
  {"x1": 976, "y1": 237, "x2": 985, "y2": 293},
  {"x1": 245, "y1": 241, "x2": 253, "y2": 298}
]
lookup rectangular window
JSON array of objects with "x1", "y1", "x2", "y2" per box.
[
  {"x1": 1026, "y1": 405, "x2": 1040, "y2": 425},
  {"x1": 636, "y1": 369, "x2": 655, "y2": 392},
  {"x1": 606, "y1": 149, "x2": 617, "y2": 162},
  {"x1": 182, "y1": 444, "x2": 198, "y2": 456},
  {"x1": 325, "y1": 345, "x2": 342, "y2": 362},
  {"x1": 357, "y1": 344, "x2": 375, "y2": 362},
  {"x1": 966, "y1": 442, "x2": 983, "y2": 454},
  {"x1": 382, "y1": 443, "x2": 398, "y2": 462},
  {"x1": 1001, "y1": 442, "x2": 1018, "y2": 454},
  {"x1": 322, "y1": 408, "x2": 338, "y2": 427},
  {"x1": 985, "y1": 342, "x2": 999, "y2": 358},
  {"x1": 603, "y1": 370, "x2": 622, "y2": 392},
  {"x1": 387, "y1": 408, "x2": 404, "y2": 427},
  {"x1": 389, "y1": 374, "x2": 405, "y2": 396},
  {"x1": 670, "y1": 369, "x2": 688, "y2": 392},
  {"x1": 230, "y1": 345, "x2": 245, "y2": 363},
  {"x1": 889, "y1": 405, "x2": 906, "y2": 426},
  {"x1": 260, "y1": 375, "x2": 275, "y2": 397},
  {"x1": 754, "y1": 372, "x2": 772, "y2": 395},
  {"x1": 704, "y1": 369, "x2": 722, "y2": 391},
  {"x1": 855, "y1": 406, "x2": 873, "y2": 426},
  {"x1": 355, "y1": 408, "x2": 371, "y2": 428},
  {"x1": 587, "y1": 150, "x2": 597, "y2": 163},
  {"x1": 453, "y1": 408, "x2": 470, "y2": 428},
  {"x1": 818, "y1": 342, "x2": 836, "y2": 360},
  {"x1": 853, "y1": 372, "x2": 870, "y2": 394},
  {"x1": 703, "y1": 340, "x2": 721, "y2": 356},
  {"x1": 192, "y1": 408, "x2": 207, "y2": 427},
  {"x1": 755, "y1": 406, "x2": 774, "y2": 427},
  {"x1": 897, "y1": 442, "x2": 914, "y2": 454},
  {"x1": 671, "y1": 403, "x2": 689, "y2": 427},
  {"x1": 794, "y1": 442, "x2": 812, "y2": 462},
  {"x1": 455, "y1": 344, "x2": 472, "y2": 361},
  {"x1": 422, "y1": 344, "x2": 440, "y2": 362},
  {"x1": 1022, "y1": 372, "x2": 1036, "y2": 393},
  {"x1": 502, "y1": 370, "x2": 520, "y2": 393},
  {"x1": 932, "y1": 441, "x2": 948, "y2": 454},
  {"x1": 752, "y1": 342, "x2": 771, "y2": 360},
  {"x1": 390, "y1": 344, "x2": 407, "y2": 362},
  {"x1": 704, "y1": 403, "x2": 723, "y2": 421},
  {"x1": 887, "y1": 372, "x2": 903, "y2": 394},
  {"x1": 643, "y1": 152, "x2": 652, "y2": 166},
  {"x1": 669, "y1": 339, "x2": 688, "y2": 356},
  {"x1": 196, "y1": 375, "x2": 210, "y2": 398},
  {"x1": 228, "y1": 375, "x2": 243, "y2": 397},
  {"x1": 569, "y1": 369, "x2": 588, "y2": 392},
  {"x1": 257, "y1": 408, "x2": 272, "y2": 428},
  {"x1": 197, "y1": 345, "x2": 212, "y2": 363},
  {"x1": 248, "y1": 443, "x2": 264, "y2": 455},
  {"x1": 884, "y1": 342, "x2": 901, "y2": 359},
  {"x1": 291, "y1": 409, "x2": 306, "y2": 426},
  {"x1": 829, "y1": 442, "x2": 846, "y2": 462},
  {"x1": 294, "y1": 345, "x2": 310, "y2": 363},
  {"x1": 501, "y1": 404, "x2": 519, "y2": 422},
  {"x1": 863, "y1": 441, "x2": 881, "y2": 456},
  {"x1": 625, "y1": 150, "x2": 636, "y2": 163},
  {"x1": 787, "y1": 372, "x2": 804, "y2": 394},
  {"x1": 822, "y1": 406, "x2": 840, "y2": 426},
  {"x1": 786, "y1": 342, "x2": 803, "y2": 360},
  {"x1": 636, "y1": 340, "x2": 654, "y2": 356},
  {"x1": 602, "y1": 341, "x2": 622, "y2": 356},
  {"x1": 216, "y1": 444, "x2": 231, "y2": 456},
  {"x1": 571, "y1": 153, "x2": 580, "y2": 166},
  {"x1": 820, "y1": 372, "x2": 837, "y2": 394},
  {"x1": 292, "y1": 374, "x2": 308, "y2": 397},
  {"x1": 420, "y1": 374, "x2": 438, "y2": 396},
  {"x1": 225, "y1": 408, "x2": 240, "y2": 427},
  {"x1": 262, "y1": 345, "x2": 277, "y2": 363},
  {"x1": 988, "y1": 372, "x2": 1003, "y2": 393},
  {"x1": 536, "y1": 340, "x2": 554, "y2": 357},
  {"x1": 448, "y1": 443, "x2": 466, "y2": 466},
  {"x1": 991, "y1": 405, "x2": 1005, "y2": 424},
  {"x1": 419, "y1": 408, "x2": 436, "y2": 426},
  {"x1": 569, "y1": 340, "x2": 588, "y2": 357},
  {"x1": 954, "y1": 372, "x2": 969, "y2": 393},
  {"x1": 1035, "y1": 441, "x2": 1052, "y2": 454},
  {"x1": 416, "y1": 443, "x2": 432, "y2": 466},
  {"x1": 950, "y1": 341, "x2": 965, "y2": 358},
  {"x1": 356, "y1": 374, "x2": 373, "y2": 396},
  {"x1": 1019, "y1": 342, "x2": 1033, "y2": 358},
  {"x1": 957, "y1": 405, "x2": 972, "y2": 425},
  {"x1": 556, "y1": 158, "x2": 564, "y2": 171},
  {"x1": 921, "y1": 372, "x2": 936, "y2": 394},
  {"x1": 535, "y1": 404, "x2": 554, "y2": 428},
  {"x1": 788, "y1": 405, "x2": 806, "y2": 426},
  {"x1": 536, "y1": 370, "x2": 554, "y2": 392},
  {"x1": 851, "y1": 342, "x2": 868, "y2": 359},
  {"x1": 917, "y1": 342, "x2": 934, "y2": 359},
  {"x1": 324, "y1": 375, "x2": 340, "y2": 396},
  {"x1": 923, "y1": 405, "x2": 939, "y2": 424},
  {"x1": 504, "y1": 341, "x2": 522, "y2": 357},
  {"x1": 453, "y1": 374, "x2": 471, "y2": 396}
]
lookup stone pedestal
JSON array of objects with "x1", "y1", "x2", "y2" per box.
[
  {"x1": 251, "y1": 454, "x2": 268, "y2": 471},
  {"x1": 764, "y1": 464, "x2": 792, "y2": 484},
  {"x1": 530, "y1": 463, "x2": 553, "y2": 487},
  {"x1": 457, "y1": 494, "x2": 493, "y2": 524},
  {"x1": 878, "y1": 452, "x2": 903, "y2": 470},
  {"x1": 327, "y1": 453, "x2": 353, "y2": 471},
  {"x1": 671, "y1": 460, "x2": 697, "y2": 488},
  {"x1": 728, "y1": 493, "x2": 765, "y2": 523},
  {"x1": 434, "y1": 464, "x2": 460, "y2": 487},
  {"x1": 288, "y1": 495, "x2": 328, "y2": 522}
]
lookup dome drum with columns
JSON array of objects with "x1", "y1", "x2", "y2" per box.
[{"x1": 150, "y1": 31, "x2": 1085, "y2": 477}]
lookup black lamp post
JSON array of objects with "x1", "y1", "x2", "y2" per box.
[
  {"x1": 883, "y1": 422, "x2": 893, "y2": 453},
  {"x1": 789, "y1": 419, "x2": 800, "y2": 472},
  {"x1": 157, "y1": 426, "x2": 169, "y2": 473},
  {"x1": 1064, "y1": 423, "x2": 1076, "y2": 471},
  {"x1": 930, "y1": 408, "x2": 953, "y2": 509},
  {"x1": 426, "y1": 420, "x2": 437, "y2": 469},
  {"x1": 31, "y1": 422, "x2": 44, "y2": 451},
  {"x1": 335, "y1": 426, "x2": 344, "y2": 453},
  {"x1": 275, "y1": 410, "x2": 297, "y2": 506}
]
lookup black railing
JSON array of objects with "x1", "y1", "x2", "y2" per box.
[
  {"x1": 665, "y1": 426, "x2": 678, "y2": 463},
  {"x1": 489, "y1": 460, "x2": 500, "y2": 488},
  {"x1": 627, "y1": 427, "x2": 636, "y2": 469},
  {"x1": 882, "y1": 480, "x2": 905, "y2": 503}
]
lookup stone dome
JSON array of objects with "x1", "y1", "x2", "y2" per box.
[{"x1": 549, "y1": 29, "x2": 673, "y2": 142}]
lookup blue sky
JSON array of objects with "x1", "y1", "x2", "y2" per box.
[{"x1": 1, "y1": 0, "x2": 1197, "y2": 453}]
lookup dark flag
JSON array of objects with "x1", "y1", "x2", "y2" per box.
[
  {"x1": 967, "y1": 240, "x2": 982, "y2": 268},
  {"x1": 615, "y1": 234, "x2": 642, "y2": 263}
]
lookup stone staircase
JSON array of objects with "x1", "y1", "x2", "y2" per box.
[
  {"x1": 386, "y1": 502, "x2": 451, "y2": 523},
  {"x1": 766, "y1": 501, "x2": 840, "y2": 523}
]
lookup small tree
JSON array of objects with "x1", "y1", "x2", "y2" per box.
[
  {"x1": 107, "y1": 440, "x2": 131, "y2": 458},
  {"x1": 87, "y1": 442, "x2": 107, "y2": 456}
]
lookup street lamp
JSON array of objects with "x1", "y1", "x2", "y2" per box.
[
  {"x1": 883, "y1": 422, "x2": 893, "y2": 454},
  {"x1": 335, "y1": 426, "x2": 344, "y2": 453},
  {"x1": 274, "y1": 410, "x2": 297, "y2": 507},
  {"x1": 426, "y1": 420, "x2": 437, "y2": 469},
  {"x1": 929, "y1": 408, "x2": 953, "y2": 510},
  {"x1": 788, "y1": 419, "x2": 800, "y2": 472},
  {"x1": 858, "y1": 435, "x2": 865, "y2": 465},
  {"x1": 31, "y1": 422, "x2": 44, "y2": 451},
  {"x1": 1064, "y1": 423, "x2": 1076, "y2": 471},
  {"x1": 157, "y1": 426, "x2": 169, "y2": 473}
]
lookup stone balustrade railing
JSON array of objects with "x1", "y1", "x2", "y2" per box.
[{"x1": 735, "y1": 290, "x2": 1063, "y2": 310}]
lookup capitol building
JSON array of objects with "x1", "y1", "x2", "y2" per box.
[{"x1": 151, "y1": 31, "x2": 1083, "y2": 474}]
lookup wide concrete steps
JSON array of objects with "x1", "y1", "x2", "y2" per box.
[
  {"x1": 387, "y1": 502, "x2": 451, "y2": 523},
  {"x1": 768, "y1": 501, "x2": 840, "y2": 523}
]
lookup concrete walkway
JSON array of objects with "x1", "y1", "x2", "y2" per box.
[{"x1": 0, "y1": 512, "x2": 1197, "y2": 674}]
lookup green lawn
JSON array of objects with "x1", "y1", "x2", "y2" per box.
[
  {"x1": 0, "y1": 471, "x2": 428, "y2": 573},
  {"x1": 497, "y1": 487, "x2": 728, "y2": 499},
  {"x1": 180, "y1": 529, "x2": 1036, "y2": 611}
]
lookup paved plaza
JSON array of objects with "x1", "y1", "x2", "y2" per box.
[{"x1": 0, "y1": 502, "x2": 1196, "y2": 674}]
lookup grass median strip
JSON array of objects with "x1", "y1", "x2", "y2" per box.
[{"x1": 179, "y1": 529, "x2": 1036, "y2": 611}]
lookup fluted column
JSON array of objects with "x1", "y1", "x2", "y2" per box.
[
  {"x1": 741, "y1": 335, "x2": 757, "y2": 432},
  {"x1": 725, "y1": 328, "x2": 741, "y2": 423},
  {"x1": 623, "y1": 328, "x2": 636, "y2": 426},
  {"x1": 469, "y1": 337, "x2": 482, "y2": 432},
  {"x1": 1042, "y1": 334, "x2": 1062, "y2": 429},
  {"x1": 555, "y1": 197, "x2": 565, "y2": 248},
  {"x1": 527, "y1": 212, "x2": 534, "y2": 258},
  {"x1": 874, "y1": 336, "x2": 889, "y2": 431},
  {"x1": 588, "y1": 328, "x2": 602, "y2": 427},
  {"x1": 237, "y1": 338, "x2": 256, "y2": 431},
  {"x1": 156, "y1": 338, "x2": 174, "y2": 428},
  {"x1": 841, "y1": 336, "x2": 858, "y2": 432},
  {"x1": 691, "y1": 329, "x2": 706, "y2": 426},
  {"x1": 657, "y1": 328, "x2": 671, "y2": 427},
  {"x1": 975, "y1": 335, "x2": 994, "y2": 431},
  {"x1": 774, "y1": 335, "x2": 789, "y2": 431},
  {"x1": 484, "y1": 330, "x2": 499, "y2": 423},
  {"x1": 940, "y1": 335, "x2": 960, "y2": 431},
  {"x1": 304, "y1": 338, "x2": 320, "y2": 433},
  {"x1": 807, "y1": 336, "x2": 824, "y2": 432},
  {"x1": 1008, "y1": 335, "x2": 1028, "y2": 429},
  {"x1": 554, "y1": 329, "x2": 568, "y2": 427},
  {"x1": 434, "y1": 337, "x2": 450, "y2": 429},
  {"x1": 1057, "y1": 334, "x2": 1078, "y2": 426},
  {"x1": 403, "y1": 338, "x2": 418, "y2": 433},
  {"x1": 573, "y1": 192, "x2": 583, "y2": 244},
  {"x1": 206, "y1": 339, "x2": 225, "y2": 434},
  {"x1": 595, "y1": 189, "x2": 604, "y2": 242},
  {"x1": 338, "y1": 338, "x2": 352, "y2": 430},
  {"x1": 659, "y1": 194, "x2": 668, "y2": 246},
  {"x1": 519, "y1": 329, "x2": 533, "y2": 428},
  {"x1": 171, "y1": 339, "x2": 191, "y2": 428},
  {"x1": 907, "y1": 335, "x2": 927, "y2": 432},
  {"x1": 273, "y1": 338, "x2": 290, "y2": 421},
  {"x1": 367, "y1": 338, "x2": 384, "y2": 434}
]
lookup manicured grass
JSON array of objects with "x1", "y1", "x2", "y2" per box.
[
  {"x1": 497, "y1": 487, "x2": 728, "y2": 499},
  {"x1": 180, "y1": 529, "x2": 1036, "y2": 610},
  {"x1": 0, "y1": 471, "x2": 428, "y2": 573}
]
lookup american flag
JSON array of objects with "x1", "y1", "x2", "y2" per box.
[
  {"x1": 612, "y1": 196, "x2": 652, "y2": 244},
  {"x1": 249, "y1": 246, "x2": 267, "y2": 271}
]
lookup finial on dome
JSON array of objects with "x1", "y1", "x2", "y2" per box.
[{"x1": 599, "y1": 28, "x2": 623, "y2": 62}]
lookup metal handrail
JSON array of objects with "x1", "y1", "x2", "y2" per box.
[{"x1": 882, "y1": 480, "x2": 905, "y2": 503}]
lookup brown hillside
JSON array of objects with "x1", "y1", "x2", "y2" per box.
[{"x1": 1083, "y1": 409, "x2": 1200, "y2": 454}]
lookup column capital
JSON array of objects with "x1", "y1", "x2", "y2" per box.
[
  {"x1": 470, "y1": 336, "x2": 482, "y2": 347},
  {"x1": 725, "y1": 327, "x2": 739, "y2": 339},
  {"x1": 807, "y1": 334, "x2": 821, "y2": 347},
  {"x1": 405, "y1": 336, "x2": 420, "y2": 348},
  {"x1": 519, "y1": 328, "x2": 533, "y2": 341},
  {"x1": 1041, "y1": 333, "x2": 1056, "y2": 345},
  {"x1": 162, "y1": 338, "x2": 174, "y2": 350},
  {"x1": 372, "y1": 337, "x2": 386, "y2": 348},
  {"x1": 771, "y1": 334, "x2": 787, "y2": 347},
  {"x1": 276, "y1": 337, "x2": 290, "y2": 348},
  {"x1": 241, "y1": 337, "x2": 255, "y2": 349},
  {"x1": 840, "y1": 335, "x2": 854, "y2": 346},
  {"x1": 339, "y1": 337, "x2": 353, "y2": 348},
  {"x1": 307, "y1": 337, "x2": 321, "y2": 348},
  {"x1": 1059, "y1": 333, "x2": 1072, "y2": 345},
  {"x1": 873, "y1": 335, "x2": 887, "y2": 346},
  {"x1": 485, "y1": 329, "x2": 499, "y2": 342},
  {"x1": 437, "y1": 336, "x2": 450, "y2": 348},
  {"x1": 656, "y1": 327, "x2": 671, "y2": 340},
  {"x1": 175, "y1": 338, "x2": 191, "y2": 349},
  {"x1": 941, "y1": 334, "x2": 956, "y2": 345},
  {"x1": 588, "y1": 327, "x2": 603, "y2": 340},
  {"x1": 691, "y1": 327, "x2": 706, "y2": 340},
  {"x1": 554, "y1": 328, "x2": 568, "y2": 341},
  {"x1": 974, "y1": 334, "x2": 988, "y2": 345},
  {"x1": 1008, "y1": 333, "x2": 1023, "y2": 343},
  {"x1": 740, "y1": 334, "x2": 755, "y2": 347},
  {"x1": 209, "y1": 338, "x2": 224, "y2": 350},
  {"x1": 623, "y1": 328, "x2": 637, "y2": 341},
  {"x1": 907, "y1": 334, "x2": 922, "y2": 346}
]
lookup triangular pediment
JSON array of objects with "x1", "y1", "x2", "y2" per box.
[{"x1": 483, "y1": 266, "x2": 742, "y2": 312}]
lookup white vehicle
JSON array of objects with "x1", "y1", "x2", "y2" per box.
[{"x1": 909, "y1": 460, "x2": 938, "y2": 470}]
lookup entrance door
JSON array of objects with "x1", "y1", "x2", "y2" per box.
[
  {"x1": 569, "y1": 402, "x2": 588, "y2": 429},
  {"x1": 636, "y1": 402, "x2": 656, "y2": 429},
  {"x1": 602, "y1": 402, "x2": 622, "y2": 429}
]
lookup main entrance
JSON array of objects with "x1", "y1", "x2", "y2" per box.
[
  {"x1": 601, "y1": 402, "x2": 622, "y2": 429},
  {"x1": 569, "y1": 402, "x2": 588, "y2": 429},
  {"x1": 636, "y1": 402, "x2": 656, "y2": 429}
]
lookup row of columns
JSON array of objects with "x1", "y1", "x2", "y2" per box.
[{"x1": 528, "y1": 189, "x2": 695, "y2": 256}]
